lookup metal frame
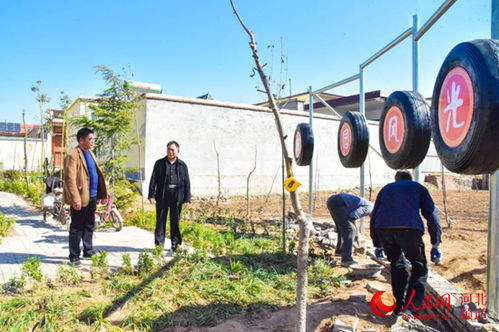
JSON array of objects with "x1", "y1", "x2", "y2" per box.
[
  {"x1": 306, "y1": 0, "x2": 457, "y2": 232},
  {"x1": 488, "y1": 0, "x2": 498, "y2": 322},
  {"x1": 306, "y1": 0, "x2": 499, "y2": 322}
]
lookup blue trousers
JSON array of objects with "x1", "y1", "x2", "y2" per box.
[
  {"x1": 327, "y1": 195, "x2": 356, "y2": 263},
  {"x1": 377, "y1": 228, "x2": 428, "y2": 313},
  {"x1": 69, "y1": 197, "x2": 96, "y2": 259}
]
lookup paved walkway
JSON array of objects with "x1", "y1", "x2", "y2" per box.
[{"x1": 0, "y1": 191, "x2": 171, "y2": 283}]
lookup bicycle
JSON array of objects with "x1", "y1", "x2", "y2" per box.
[
  {"x1": 42, "y1": 176, "x2": 71, "y2": 228},
  {"x1": 95, "y1": 194, "x2": 123, "y2": 231}
]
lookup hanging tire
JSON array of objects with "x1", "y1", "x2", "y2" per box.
[
  {"x1": 379, "y1": 91, "x2": 431, "y2": 170},
  {"x1": 337, "y1": 112, "x2": 369, "y2": 168},
  {"x1": 110, "y1": 207, "x2": 123, "y2": 231},
  {"x1": 293, "y1": 123, "x2": 314, "y2": 166},
  {"x1": 431, "y1": 39, "x2": 499, "y2": 174}
]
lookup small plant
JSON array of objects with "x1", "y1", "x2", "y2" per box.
[
  {"x1": 0, "y1": 213, "x2": 15, "y2": 242},
  {"x1": 91, "y1": 251, "x2": 109, "y2": 279},
  {"x1": 120, "y1": 253, "x2": 134, "y2": 275},
  {"x1": 137, "y1": 250, "x2": 156, "y2": 276},
  {"x1": 80, "y1": 302, "x2": 112, "y2": 326},
  {"x1": 21, "y1": 256, "x2": 43, "y2": 284},
  {"x1": 153, "y1": 244, "x2": 164, "y2": 257},
  {"x1": 308, "y1": 258, "x2": 346, "y2": 293},
  {"x1": 56, "y1": 263, "x2": 82, "y2": 285},
  {"x1": 2, "y1": 274, "x2": 25, "y2": 294},
  {"x1": 127, "y1": 210, "x2": 156, "y2": 230}
]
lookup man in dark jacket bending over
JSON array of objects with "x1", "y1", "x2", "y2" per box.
[
  {"x1": 327, "y1": 193, "x2": 374, "y2": 266},
  {"x1": 148, "y1": 141, "x2": 191, "y2": 252},
  {"x1": 370, "y1": 170, "x2": 442, "y2": 316}
]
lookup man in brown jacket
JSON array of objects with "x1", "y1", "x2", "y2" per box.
[{"x1": 64, "y1": 128, "x2": 107, "y2": 265}]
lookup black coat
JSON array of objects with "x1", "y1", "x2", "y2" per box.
[{"x1": 148, "y1": 157, "x2": 191, "y2": 204}]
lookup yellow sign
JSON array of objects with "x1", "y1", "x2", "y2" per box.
[{"x1": 284, "y1": 177, "x2": 301, "y2": 192}]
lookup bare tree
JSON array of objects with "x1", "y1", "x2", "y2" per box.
[
  {"x1": 264, "y1": 164, "x2": 281, "y2": 203},
  {"x1": 22, "y1": 109, "x2": 30, "y2": 189},
  {"x1": 246, "y1": 146, "x2": 257, "y2": 234},
  {"x1": 213, "y1": 140, "x2": 222, "y2": 206},
  {"x1": 31, "y1": 80, "x2": 50, "y2": 175},
  {"x1": 230, "y1": 2, "x2": 313, "y2": 330}
]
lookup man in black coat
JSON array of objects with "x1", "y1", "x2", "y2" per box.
[{"x1": 148, "y1": 141, "x2": 191, "y2": 251}]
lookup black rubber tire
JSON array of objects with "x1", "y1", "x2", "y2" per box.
[
  {"x1": 43, "y1": 210, "x2": 48, "y2": 222},
  {"x1": 110, "y1": 207, "x2": 123, "y2": 231},
  {"x1": 337, "y1": 112, "x2": 369, "y2": 168},
  {"x1": 431, "y1": 39, "x2": 499, "y2": 174},
  {"x1": 379, "y1": 91, "x2": 431, "y2": 170},
  {"x1": 293, "y1": 123, "x2": 314, "y2": 166}
]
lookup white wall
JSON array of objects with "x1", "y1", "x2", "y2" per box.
[
  {"x1": 69, "y1": 95, "x2": 443, "y2": 197},
  {"x1": 0, "y1": 137, "x2": 50, "y2": 171},
  {"x1": 142, "y1": 95, "x2": 400, "y2": 197}
]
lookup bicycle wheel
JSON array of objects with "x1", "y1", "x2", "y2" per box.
[
  {"x1": 110, "y1": 207, "x2": 123, "y2": 231},
  {"x1": 43, "y1": 210, "x2": 48, "y2": 222}
]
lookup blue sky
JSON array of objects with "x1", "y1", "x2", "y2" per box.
[{"x1": 0, "y1": 0, "x2": 491, "y2": 124}]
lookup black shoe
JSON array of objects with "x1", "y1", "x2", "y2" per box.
[
  {"x1": 69, "y1": 258, "x2": 81, "y2": 266},
  {"x1": 83, "y1": 251, "x2": 98, "y2": 258}
]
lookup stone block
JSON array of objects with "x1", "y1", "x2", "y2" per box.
[
  {"x1": 366, "y1": 281, "x2": 385, "y2": 294},
  {"x1": 349, "y1": 294, "x2": 367, "y2": 302}
]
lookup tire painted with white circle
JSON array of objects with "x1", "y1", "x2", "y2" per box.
[
  {"x1": 337, "y1": 112, "x2": 369, "y2": 168},
  {"x1": 431, "y1": 39, "x2": 499, "y2": 174},
  {"x1": 379, "y1": 91, "x2": 431, "y2": 170},
  {"x1": 293, "y1": 123, "x2": 314, "y2": 166}
]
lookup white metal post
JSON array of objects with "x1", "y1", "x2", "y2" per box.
[
  {"x1": 308, "y1": 86, "x2": 314, "y2": 216},
  {"x1": 488, "y1": 0, "x2": 498, "y2": 321},
  {"x1": 359, "y1": 66, "x2": 366, "y2": 234}
]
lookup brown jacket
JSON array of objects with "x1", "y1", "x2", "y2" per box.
[{"x1": 63, "y1": 147, "x2": 107, "y2": 207}]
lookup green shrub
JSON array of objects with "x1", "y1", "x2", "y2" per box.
[
  {"x1": 0, "y1": 173, "x2": 44, "y2": 207},
  {"x1": 0, "y1": 170, "x2": 22, "y2": 181},
  {"x1": 112, "y1": 179, "x2": 139, "y2": 210},
  {"x1": 137, "y1": 250, "x2": 156, "y2": 276},
  {"x1": 0, "y1": 213, "x2": 15, "y2": 241},
  {"x1": 21, "y1": 257, "x2": 43, "y2": 284},
  {"x1": 91, "y1": 251, "x2": 109, "y2": 279},
  {"x1": 56, "y1": 263, "x2": 82, "y2": 285},
  {"x1": 308, "y1": 258, "x2": 346, "y2": 293},
  {"x1": 120, "y1": 253, "x2": 134, "y2": 275},
  {"x1": 127, "y1": 210, "x2": 156, "y2": 230},
  {"x1": 2, "y1": 274, "x2": 25, "y2": 294}
]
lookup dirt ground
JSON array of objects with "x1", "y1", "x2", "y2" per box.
[{"x1": 182, "y1": 182, "x2": 490, "y2": 331}]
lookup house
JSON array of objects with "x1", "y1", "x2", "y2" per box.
[{"x1": 49, "y1": 109, "x2": 65, "y2": 168}]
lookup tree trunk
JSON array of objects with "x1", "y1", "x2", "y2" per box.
[
  {"x1": 230, "y1": 2, "x2": 313, "y2": 330},
  {"x1": 22, "y1": 109, "x2": 30, "y2": 189}
]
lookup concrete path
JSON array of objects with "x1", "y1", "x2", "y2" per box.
[{"x1": 0, "y1": 191, "x2": 171, "y2": 283}]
